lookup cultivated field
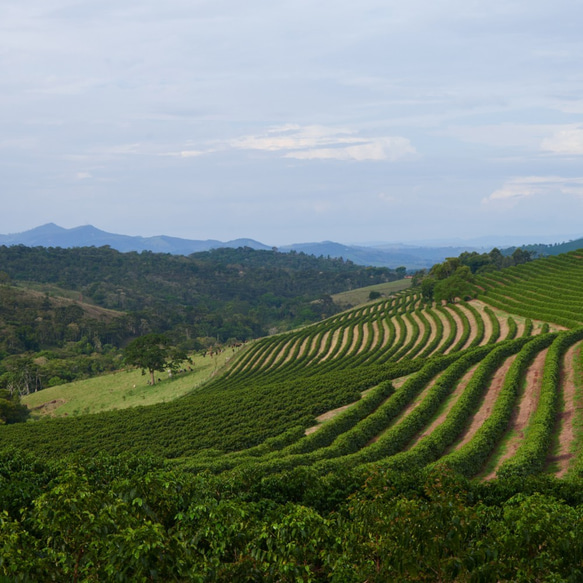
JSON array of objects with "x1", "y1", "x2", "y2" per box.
[{"x1": 4, "y1": 250, "x2": 583, "y2": 482}]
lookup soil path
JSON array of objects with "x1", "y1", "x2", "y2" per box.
[
  {"x1": 271, "y1": 337, "x2": 297, "y2": 367},
  {"x1": 482, "y1": 348, "x2": 548, "y2": 479},
  {"x1": 356, "y1": 321, "x2": 372, "y2": 355},
  {"x1": 457, "y1": 305, "x2": 478, "y2": 347},
  {"x1": 239, "y1": 343, "x2": 272, "y2": 373},
  {"x1": 498, "y1": 315, "x2": 510, "y2": 341},
  {"x1": 306, "y1": 330, "x2": 331, "y2": 365},
  {"x1": 379, "y1": 318, "x2": 391, "y2": 352},
  {"x1": 399, "y1": 313, "x2": 414, "y2": 351},
  {"x1": 402, "y1": 311, "x2": 425, "y2": 358},
  {"x1": 478, "y1": 305, "x2": 493, "y2": 346},
  {"x1": 346, "y1": 323, "x2": 362, "y2": 357},
  {"x1": 406, "y1": 364, "x2": 481, "y2": 449},
  {"x1": 550, "y1": 342, "x2": 581, "y2": 477},
  {"x1": 320, "y1": 328, "x2": 342, "y2": 362},
  {"x1": 433, "y1": 308, "x2": 452, "y2": 354},
  {"x1": 283, "y1": 336, "x2": 308, "y2": 365},
  {"x1": 423, "y1": 311, "x2": 439, "y2": 357},
  {"x1": 368, "y1": 370, "x2": 448, "y2": 444},
  {"x1": 444, "y1": 307, "x2": 465, "y2": 354},
  {"x1": 453, "y1": 354, "x2": 519, "y2": 451}
]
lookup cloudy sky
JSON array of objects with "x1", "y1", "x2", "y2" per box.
[{"x1": 2, "y1": 0, "x2": 583, "y2": 245}]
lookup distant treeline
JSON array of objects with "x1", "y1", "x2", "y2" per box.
[
  {"x1": 502, "y1": 236, "x2": 583, "y2": 258},
  {"x1": 412, "y1": 247, "x2": 534, "y2": 303}
]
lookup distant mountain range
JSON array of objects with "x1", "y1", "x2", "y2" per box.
[{"x1": 1, "y1": 224, "x2": 581, "y2": 270}]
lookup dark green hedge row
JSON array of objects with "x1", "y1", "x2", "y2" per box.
[
  {"x1": 498, "y1": 328, "x2": 583, "y2": 478},
  {"x1": 366, "y1": 338, "x2": 531, "y2": 473},
  {"x1": 438, "y1": 333, "x2": 556, "y2": 477}
]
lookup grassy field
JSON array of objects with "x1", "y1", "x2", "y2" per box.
[
  {"x1": 331, "y1": 278, "x2": 411, "y2": 307},
  {"x1": 22, "y1": 345, "x2": 248, "y2": 417}
]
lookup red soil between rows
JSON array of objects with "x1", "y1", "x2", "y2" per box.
[
  {"x1": 550, "y1": 342, "x2": 581, "y2": 477},
  {"x1": 482, "y1": 349, "x2": 548, "y2": 480},
  {"x1": 454, "y1": 354, "x2": 519, "y2": 454},
  {"x1": 406, "y1": 364, "x2": 481, "y2": 450}
]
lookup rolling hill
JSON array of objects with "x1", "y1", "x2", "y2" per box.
[
  {"x1": 2, "y1": 249, "x2": 582, "y2": 482},
  {"x1": 3, "y1": 249, "x2": 583, "y2": 579}
]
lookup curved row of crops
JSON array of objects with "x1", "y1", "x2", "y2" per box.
[
  {"x1": 176, "y1": 328, "x2": 583, "y2": 480},
  {"x1": 475, "y1": 251, "x2": 583, "y2": 328},
  {"x1": 224, "y1": 293, "x2": 541, "y2": 383},
  {"x1": 2, "y1": 250, "x2": 583, "y2": 482}
]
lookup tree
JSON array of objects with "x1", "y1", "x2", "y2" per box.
[
  {"x1": 0, "y1": 389, "x2": 29, "y2": 424},
  {"x1": 433, "y1": 266, "x2": 475, "y2": 303},
  {"x1": 123, "y1": 334, "x2": 191, "y2": 385}
]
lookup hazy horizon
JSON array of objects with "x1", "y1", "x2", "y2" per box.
[{"x1": 3, "y1": 1, "x2": 583, "y2": 245}]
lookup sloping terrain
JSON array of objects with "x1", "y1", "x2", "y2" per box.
[{"x1": 2, "y1": 251, "x2": 583, "y2": 482}]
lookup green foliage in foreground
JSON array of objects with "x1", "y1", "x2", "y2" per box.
[{"x1": 2, "y1": 450, "x2": 583, "y2": 581}]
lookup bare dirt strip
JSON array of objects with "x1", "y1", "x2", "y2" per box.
[
  {"x1": 471, "y1": 299, "x2": 566, "y2": 335},
  {"x1": 238, "y1": 343, "x2": 273, "y2": 373},
  {"x1": 270, "y1": 337, "x2": 298, "y2": 367},
  {"x1": 368, "y1": 370, "x2": 448, "y2": 444},
  {"x1": 329, "y1": 326, "x2": 352, "y2": 362},
  {"x1": 399, "y1": 314, "x2": 414, "y2": 350},
  {"x1": 549, "y1": 342, "x2": 581, "y2": 477},
  {"x1": 345, "y1": 323, "x2": 363, "y2": 358},
  {"x1": 365, "y1": 320, "x2": 381, "y2": 355},
  {"x1": 401, "y1": 312, "x2": 427, "y2": 358},
  {"x1": 444, "y1": 307, "x2": 465, "y2": 354},
  {"x1": 452, "y1": 354, "x2": 520, "y2": 452},
  {"x1": 306, "y1": 330, "x2": 331, "y2": 366},
  {"x1": 406, "y1": 364, "x2": 481, "y2": 449},
  {"x1": 432, "y1": 308, "x2": 452, "y2": 354},
  {"x1": 281, "y1": 337, "x2": 306, "y2": 365},
  {"x1": 477, "y1": 305, "x2": 493, "y2": 345},
  {"x1": 320, "y1": 328, "x2": 343, "y2": 362},
  {"x1": 355, "y1": 322, "x2": 371, "y2": 355},
  {"x1": 305, "y1": 377, "x2": 408, "y2": 436},
  {"x1": 498, "y1": 316, "x2": 510, "y2": 340},
  {"x1": 378, "y1": 318, "x2": 391, "y2": 352},
  {"x1": 456, "y1": 304, "x2": 479, "y2": 347},
  {"x1": 481, "y1": 349, "x2": 548, "y2": 480},
  {"x1": 422, "y1": 310, "x2": 439, "y2": 357}
]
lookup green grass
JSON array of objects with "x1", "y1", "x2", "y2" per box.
[
  {"x1": 22, "y1": 347, "x2": 247, "y2": 417},
  {"x1": 331, "y1": 279, "x2": 411, "y2": 307}
]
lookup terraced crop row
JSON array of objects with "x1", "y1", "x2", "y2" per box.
[
  {"x1": 3, "y1": 250, "x2": 583, "y2": 483},
  {"x1": 476, "y1": 251, "x2": 583, "y2": 328},
  {"x1": 225, "y1": 293, "x2": 535, "y2": 381},
  {"x1": 180, "y1": 330, "x2": 583, "y2": 480}
]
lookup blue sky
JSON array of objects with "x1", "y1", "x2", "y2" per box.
[{"x1": 2, "y1": 0, "x2": 583, "y2": 245}]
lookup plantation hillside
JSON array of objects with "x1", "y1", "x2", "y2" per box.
[
  {"x1": 2, "y1": 250, "x2": 583, "y2": 482},
  {"x1": 3, "y1": 250, "x2": 583, "y2": 579}
]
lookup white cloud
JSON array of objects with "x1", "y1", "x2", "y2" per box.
[
  {"x1": 483, "y1": 176, "x2": 583, "y2": 206},
  {"x1": 160, "y1": 150, "x2": 207, "y2": 158},
  {"x1": 541, "y1": 126, "x2": 583, "y2": 155},
  {"x1": 229, "y1": 125, "x2": 416, "y2": 162},
  {"x1": 76, "y1": 172, "x2": 92, "y2": 180}
]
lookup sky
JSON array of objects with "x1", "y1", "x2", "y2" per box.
[{"x1": 2, "y1": 0, "x2": 583, "y2": 246}]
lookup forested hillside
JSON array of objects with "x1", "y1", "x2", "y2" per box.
[{"x1": 0, "y1": 245, "x2": 402, "y2": 395}]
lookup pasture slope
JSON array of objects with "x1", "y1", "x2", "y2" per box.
[{"x1": 2, "y1": 249, "x2": 583, "y2": 483}]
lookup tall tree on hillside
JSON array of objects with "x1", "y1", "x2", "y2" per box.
[{"x1": 123, "y1": 334, "x2": 191, "y2": 385}]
